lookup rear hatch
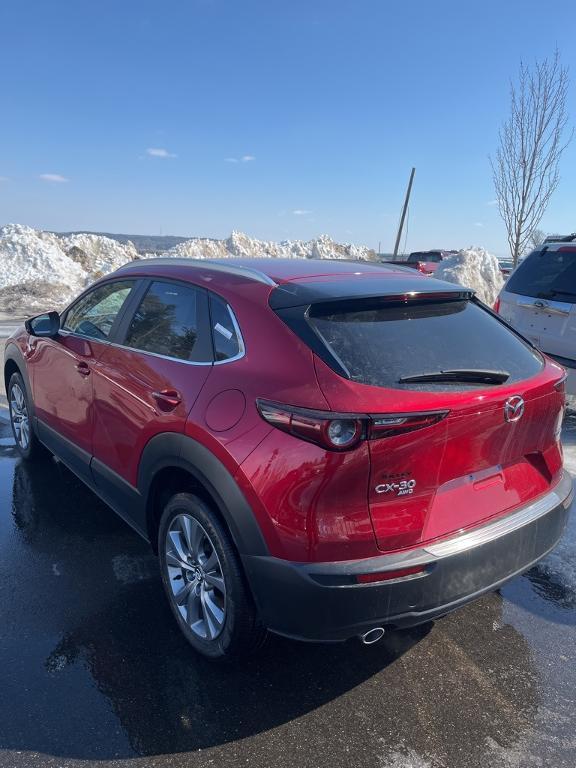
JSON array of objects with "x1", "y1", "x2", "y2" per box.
[
  {"x1": 499, "y1": 245, "x2": 576, "y2": 368},
  {"x1": 303, "y1": 290, "x2": 565, "y2": 552}
]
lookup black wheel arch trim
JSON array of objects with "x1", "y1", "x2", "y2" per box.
[
  {"x1": 4, "y1": 343, "x2": 36, "y2": 422},
  {"x1": 138, "y1": 432, "x2": 270, "y2": 557}
]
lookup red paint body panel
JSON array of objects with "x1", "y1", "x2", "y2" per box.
[
  {"x1": 91, "y1": 344, "x2": 210, "y2": 486},
  {"x1": 27, "y1": 334, "x2": 97, "y2": 455}
]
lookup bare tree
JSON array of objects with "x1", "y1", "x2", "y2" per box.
[
  {"x1": 529, "y1": 228, "x2": 546, "y2": 249},
  {"x1": 491, "y1": 52, "x2": 572, "y2": 266}
]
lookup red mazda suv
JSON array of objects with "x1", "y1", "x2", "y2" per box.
[{"x1": 3, "y1": 258, "x2": 572, "y2": 659}]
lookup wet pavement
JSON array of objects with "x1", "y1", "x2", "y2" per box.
[{"x1": 0, "y1": 411, "x2": 575, "y2": 768}]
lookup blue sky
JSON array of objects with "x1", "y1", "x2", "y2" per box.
[{"x1": 0, "y1": 0, "x2": 575, "y2": 255}]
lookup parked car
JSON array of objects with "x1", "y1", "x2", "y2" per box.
[
  {"x1": 498, "y1": 258, "x2": 515, "y2": 277},
  {"x1": 4, "y1": 258, "x2": 572, "y2": 659},
  {"x1": 495, "y1": 234, "x2": 576, "y2": 396},
  {"x1": 404, "y1": 250, "x2": 453, "y2": 274}
]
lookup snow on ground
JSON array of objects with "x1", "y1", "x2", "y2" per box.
[{"x1": 434, "y1": 247, "x2": 504, "y2": 306}]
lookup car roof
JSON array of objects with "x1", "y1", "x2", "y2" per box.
[{"x1": 114, "y1": 256, "x2": 418, "y2": 286}]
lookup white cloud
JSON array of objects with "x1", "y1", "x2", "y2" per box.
[
  {"x1": 0, "y1": 176, "x2": 9, "y2": 182},
  {"x1": 474, "y1": 222, "x2": 484, "y2": 227},
  {"x1": 486, "y1": 199, "x2": 498, "y2": 206},
  {"x1": 39, "y1": 173, "x2": 69, "y2": 183},
  {"x1": 146, "y1": 147, "x2": 177, "y2": 158},
  {"x1": 225, "y1": 155, "x2": 255, "y2": 163},
  {"x1": 292, "y1": 209, "x2": 312, "y2": 216}
]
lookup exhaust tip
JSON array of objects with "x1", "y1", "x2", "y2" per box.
[{"x1": 359, "y1": 627, "x2": 386, "y2": 645}]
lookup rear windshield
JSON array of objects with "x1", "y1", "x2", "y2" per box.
[
  {"x1": 505, "y1": 247, "x2": 576, "y2": 300},
  {"x1": 307, "y1": 298, "x2": 542, "y2": 391}
]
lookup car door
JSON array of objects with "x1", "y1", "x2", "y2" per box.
[
  {"x1": 29, "y1": 279, "x2": 138, "y2": 482},
  {"x1": 91, "y1": 279, "x2": 214, "y2": 519}
]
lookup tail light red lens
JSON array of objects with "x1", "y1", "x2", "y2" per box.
[
  {"x1": 493, "y1": 297, "x2": 501, "y2": 313},
  {"x1": 256, "y1": 400, "x2": 449, "y2": 451},
  {"x1": 356, "y1": 565, "x2": 427, "y2": 584}
]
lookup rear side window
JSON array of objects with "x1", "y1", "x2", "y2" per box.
[
  {"x1": 307, "y1": 299, "x2": 543, "y2": 391},
  {"x1": 63, "y1": 281, "x2": 134, "y2": 340},
  {"x1": 209, "y1": 296, "x2": 243, "y2": 361},
  {"x1": 506, "y1": 247, "x2": 576, "y2": 300},
  {"x1": 123, "y1": 281, "x2": 211, "y2": 362}
]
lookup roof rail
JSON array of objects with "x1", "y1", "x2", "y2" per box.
[
  {"x1": 116, "y1": 257, "x2": 277, "y2": 286},
  {"x1": 543, "y1": 233, "x2": 576, "y2": 243}
]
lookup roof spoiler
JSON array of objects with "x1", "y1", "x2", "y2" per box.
[{"x1": 269, "y1": 277, "x2": 474, "y2": 310}]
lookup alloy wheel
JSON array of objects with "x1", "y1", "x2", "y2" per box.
[
  {"x1": 10, "y1": 383, "x2": 30, "y2": 451},
  {"x1": 165, "y1": 514, "x2": 227, "y2": 640}
]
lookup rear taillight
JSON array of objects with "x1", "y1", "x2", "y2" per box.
[
  {"x1": 554, "y1": 374, "x2": 568, "y2": 441},
  {"x1": 257, "y1": 400, "x2": 448, "y2": 452},
  {"x1": 554, "y1": 373, "x2": 568, "y2": 393},
  {"x1": 493, "y1": 297, "x2": 501, "y2": 313}
]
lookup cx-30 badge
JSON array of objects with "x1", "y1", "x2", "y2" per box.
[
  {"x1": 504, "y1": 395, "x2": 524, "y2": 423},
  {"x1": 375, "y1": 479, "x2": 416, "y2": 496}
]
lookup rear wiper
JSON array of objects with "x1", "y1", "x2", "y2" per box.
[{"x1": 399, "y1": 369, "x2": 510, "y2": 385}]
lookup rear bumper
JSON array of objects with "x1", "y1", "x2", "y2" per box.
[{"x1": 243, "y1": 471, "x2": 573, "y2": 642}]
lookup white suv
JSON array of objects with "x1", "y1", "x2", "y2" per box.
[{"x1": 495, "y1": 234, "x2": 576, "y2": 396}]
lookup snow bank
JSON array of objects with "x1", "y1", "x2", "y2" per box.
[
  {"x1": 61, "y1": 233, "x2": 139, "y2": 277},
  {"x1": 0, "y1": 224, "x2": 139, "y2": 310},
  {"x1": 0, "y1": 224, "x2": 85, "y2": 291},
  {"x1": 165, "y1": 230, "x2": 377, "y2": 261},
  {"x1": 0, "y1": 225, "x2": 379, "y2": 312},
  {"x1": 434, "y1": 247, "x2": 504, "y2": 306}
]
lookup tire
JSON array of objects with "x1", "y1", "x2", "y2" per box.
[
  {"x1": 158, "y1": 492, "x2": 268, "y2": 660},
  {"x1": 8, "y1": 372, "x2": 42, "y2": 461}
]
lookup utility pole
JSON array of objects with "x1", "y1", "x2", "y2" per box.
[{"x1": 393, "y1": 167, "x2": 415, "y2": 259}]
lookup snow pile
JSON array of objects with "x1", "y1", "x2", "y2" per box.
[
  {"x1": 0, "y1": 224, "x2": 85, "y2": 291},
  {"x1": 0, "y1": 224, "x2": 139, "y2": 312},
  {"x1": 61, "y1": 233, "x2": 139, "y2": 277},
  {"x1": 165, "y1": 230, "x2": 377, "y2": 261},
  {"x1": 434, "y1": 247, "x2": 504, "y2": 305}
]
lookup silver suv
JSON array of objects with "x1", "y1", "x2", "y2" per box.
[{"x1": 496, "y1": 234, "x2": 576, "y2": 396}]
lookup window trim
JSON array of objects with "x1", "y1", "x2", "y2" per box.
[
  {"x1": 58, "y1": 275, "x2": 247, "y2": 366},
  {"x1": 208, "y1": 294, "x2": 246, "y2": 365}
]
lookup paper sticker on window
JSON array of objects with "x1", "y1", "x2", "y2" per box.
[{"x1": 215, "y1": 322, "x2": 233, "y2": 340}]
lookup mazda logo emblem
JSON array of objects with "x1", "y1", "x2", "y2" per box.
[{"x1": 504, "y1": 395, "x2": 525, "y2": 423}]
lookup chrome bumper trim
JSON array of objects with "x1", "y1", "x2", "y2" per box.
[{"x1": 303, "y1": 470, "x2": 573, "y2": 576}]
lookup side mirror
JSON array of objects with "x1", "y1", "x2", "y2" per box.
[{"x1": 25, "y1": 311, "x2": 61, "y2": 338}]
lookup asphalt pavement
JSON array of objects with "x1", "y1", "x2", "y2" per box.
[{"x1": 0, "y1": 408, "x2": 575, "y2": 768}]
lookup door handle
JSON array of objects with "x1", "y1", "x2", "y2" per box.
[
  {"x1": 76, "y1": 362, "x2": 91, "y2": 377},
  {"x1": 151, "y1": 389, "x2": 182, "y2": 411}
]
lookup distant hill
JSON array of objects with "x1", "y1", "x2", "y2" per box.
[{"x1": 53, "y1": 231, "x2": 199, "y2": 254}]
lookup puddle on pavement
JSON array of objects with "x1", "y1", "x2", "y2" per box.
[{"x1": 0, "y1": 419, "x2": 575, "y2": 767}]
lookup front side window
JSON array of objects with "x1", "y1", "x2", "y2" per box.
[
  {"x1": 63, "y1": 281, "x2": 134, "y2": 340},
  {"x1": 124, "y1": 281, "x2": 210, "y2": 362}
]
